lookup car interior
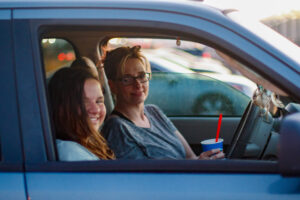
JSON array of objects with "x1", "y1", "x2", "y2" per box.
[{"x1": 41, "y1": 25, "x2": 299, "y2": 162}]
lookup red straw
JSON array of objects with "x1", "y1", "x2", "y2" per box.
[{"x1": 216, "y1": 113, "x2": 223, "y2": 142}]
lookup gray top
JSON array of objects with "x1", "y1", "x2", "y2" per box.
[
  {"x1": 102, "y1": 104, "x2": 186, "y2": 159},
  {"x1": 56, "y1": 139, "x2": 99, "y2": 161}
]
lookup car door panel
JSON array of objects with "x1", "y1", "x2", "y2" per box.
[
  {"x1": 0, "y1": 173, "x2": 27, "y2": 200},
  {"x1": 0, "y1": 10, "x2": 26, "y2": 200},
  {"x1": 25, "y1": 171, "x2": 300, "y2": 200},
  {"x1": 171, "y1": 117, "x2": 240, "y2": 147}
]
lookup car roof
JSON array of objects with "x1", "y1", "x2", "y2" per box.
[
  {"x1": 0, "y1": 0, "x2": 229, "y2": 28},
  {"x1": 0, "y1": 0, "x2": 226, "y2": 21},
  {"x1": 0, "y1": 0, "x2": 208, "y2": 10}
]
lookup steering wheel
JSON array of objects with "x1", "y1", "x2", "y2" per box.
[{"x1": 226, "y1": 101, "x2": 274, "y2": 159}]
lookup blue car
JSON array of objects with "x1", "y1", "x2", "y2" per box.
[{"x1": 1, "y1": 0, "x2": 300, "y2": 199}]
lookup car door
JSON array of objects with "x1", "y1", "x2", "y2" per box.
[
  {"x1": 0, "y1": 9, "x2": 26, "y2": 200},
  {"x1": 11, "y1": 3, "x2": 300, "y2": 200}
]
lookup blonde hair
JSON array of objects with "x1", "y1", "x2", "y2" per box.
[{"x1": 103, "y1": 45, "x2": 151, "y2": 80}]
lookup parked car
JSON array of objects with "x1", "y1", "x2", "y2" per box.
[
  {"x1": 142, "y1": 49, "x2": 252, "y2": 115},
  {"x1": 143, "y1": 46, "x2": 257, "y2": 98},
  {"x1": 145, "y1": 47, "x2": 233, "y2": 74},
  {"x1": 145, "y1": 51, "x2": 195, "y2": 73},
  {"x1": 147, "y1": 72, "x2": 250, "y2": 116},
  {"x1": 200, "y1": 72, "x2": 257, "y2": 97},
  {"x1": 1, "y1": 0, "x2": 300, "y2": 200}
]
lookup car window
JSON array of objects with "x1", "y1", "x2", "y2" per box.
[
  {"x1": 40, "y1": 35, "x2": 277, "y2": 163},
  {"x1": 106, "y1": 38, "x2": 255, "y2": 117},
  {"x1": 147, "y1": 72, "x2": 250, "y2": 116},
  {"x1": 41, "y1": 37, "x2": 254, "y2": 117},
  {"x1": 41, "y1": 38, "x2": 76, "y2": 77}
]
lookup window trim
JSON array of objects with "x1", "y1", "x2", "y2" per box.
[
  {"x1": 26, "y1": 159, "x2": 278, "y2": 174},
  {"x1": 29, "y1": 17, "x2": 283, "y2": 173}
]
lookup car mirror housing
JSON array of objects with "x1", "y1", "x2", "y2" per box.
[{"x1": 279, "y1": 113, "x2": 300, "y2": 176}]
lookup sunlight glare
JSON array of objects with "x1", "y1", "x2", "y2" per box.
[{"x1": 205, "y1": 0, "x2": 300, "y2": 20}]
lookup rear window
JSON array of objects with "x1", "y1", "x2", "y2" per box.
[{"x1": 41, "y1": 38, "x2": 76, "y2": 77}]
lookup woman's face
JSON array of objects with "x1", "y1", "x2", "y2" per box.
[
  {"x1": 115, "y1": 58, "x2": 150, "y2": 106},
  {"x1": 83, "y1": 78, "x2": 106, "y2": 131}
]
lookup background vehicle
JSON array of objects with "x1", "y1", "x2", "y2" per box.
[
  {"x1": 143, "y1": 46, "x2": 257, "y2": 98},
  {"x1": 146, "y1": 47, "x2": 233, "y2": 74},
  {"x1": 147, "y1": 72, "x2": 250, "y2": 116},
  {"x1": 1, "y1": 0, "x2": 300, "y2": 199}
]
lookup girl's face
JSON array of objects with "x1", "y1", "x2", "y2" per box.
[{"x1": 83, "y1": 78, "x2": 106, "y2": 131}]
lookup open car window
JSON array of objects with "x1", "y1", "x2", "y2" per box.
[
  {"x1": 42, "y1": 38, "x2": 76, "y2": 77},
  {"x1": 147, "y1": 72, "x2": 250, "y2": 116},
  {"x1": 106, "y1": 38, "x2": 255, "y2": 117},
  {"x1": 41, "y1": 34, "x2": 283, "y2": 164}
]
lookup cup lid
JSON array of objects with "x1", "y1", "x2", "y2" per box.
[{"x1": 201, "y1": 138, "x2": 223, "y2": 144}]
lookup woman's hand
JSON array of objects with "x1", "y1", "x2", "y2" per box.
[{"x1": 198, "y1": 149, "x2": 225, "y2": 160}]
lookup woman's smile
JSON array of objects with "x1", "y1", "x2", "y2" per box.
[{"x1": 84, "y1": 78, "x2": 106, "y2": 131}]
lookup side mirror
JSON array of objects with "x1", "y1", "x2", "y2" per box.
[{"x1": 279, "y1": 113, "x2": 300, "y2": 176}]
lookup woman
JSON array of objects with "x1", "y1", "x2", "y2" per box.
[
  {"x1": 48, "y1": 67, "x2": 115, "y2": 161},
  {"x1": 102, "y1": 46, "x2": 224, "y2": 159}
]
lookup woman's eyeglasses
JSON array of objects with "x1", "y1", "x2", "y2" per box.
[{"x1": 118, "y1": 72, "x2": 151, "y2": 86}]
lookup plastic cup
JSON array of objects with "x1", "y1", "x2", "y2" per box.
[{"x1": 201, "y1": 138, "x2": 223, "y2": 152}]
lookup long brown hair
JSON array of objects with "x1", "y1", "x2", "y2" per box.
[{"x1": 48, "y1": 67, "x2": 115, "y2": 159}]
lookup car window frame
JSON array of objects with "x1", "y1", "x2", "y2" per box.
[
  {"x1": 24, "y1": 10, "x2": 284, "y2": 174},
  {"x1": 0, "y1": 9, "x2": 23, "y2": 172}
]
